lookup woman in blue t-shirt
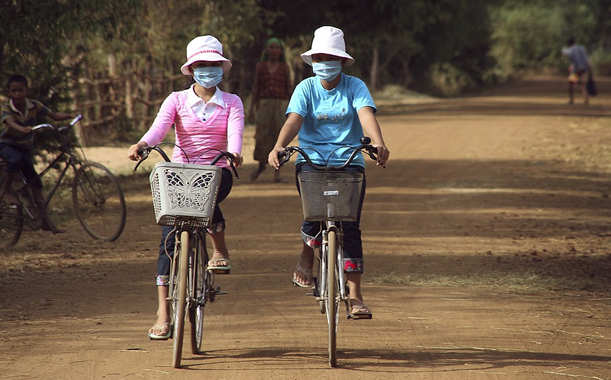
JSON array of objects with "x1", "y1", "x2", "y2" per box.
[{"x1": 268, "y1": 26, "x2": 390, "y2": 319}]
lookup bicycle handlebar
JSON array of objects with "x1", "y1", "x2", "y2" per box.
[
  {"x1": 134, "y1": 144, "x2": 240, "y2": 179},
  {"x1": 32, "y1": 114, "x2": 82, "y2": 132},
  {"x1": 278, "y1": 137, "x2": 378, "y2": 171}
]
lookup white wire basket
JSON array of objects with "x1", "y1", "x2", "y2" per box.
[{"x1": 149, "y1": 162, "x2": 221, "y2": 227}]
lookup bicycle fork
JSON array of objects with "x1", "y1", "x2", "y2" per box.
[{"x1": 313, "y1": 223, "x2": 348, "y2": 313}]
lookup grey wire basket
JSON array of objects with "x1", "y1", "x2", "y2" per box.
[
  {"x1": 149, "y1": 162, "x2": 221, "y2": 227},
  {"x1": 297, "y1": 171, "x2": 364, "y2": 222}
]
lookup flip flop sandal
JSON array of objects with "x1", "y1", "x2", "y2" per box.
[
  {"x1": 349, "y1": 303, "x2": 373, "y2": 320},
  {"x1": 148, "y1": 322, "x2": 172, "y2": 340},
  {"x1": 292, "y1": 264, "x2": 313, "y2": 288},
  {"x1": 208, "y1": 258, "x2": 231, "y2": 274}
]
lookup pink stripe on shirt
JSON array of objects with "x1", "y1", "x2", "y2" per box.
[{"x1": 140, "y1": 89, "x2": 244, "y2": 168}]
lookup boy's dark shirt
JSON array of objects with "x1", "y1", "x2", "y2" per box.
[{"x1": 1, "y1": 98, "x2": 50, "y2": 146}]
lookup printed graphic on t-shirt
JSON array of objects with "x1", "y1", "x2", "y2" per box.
[{"x1": 315, "y1": 106, "x2": 347, "y2": 123}]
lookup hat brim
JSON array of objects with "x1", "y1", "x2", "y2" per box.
[
  {"x1": 181, "y1": 53, "x2": 232, "y2": 75},
  {"x1": 301, "y1": 48, "x2": 354, "y2": 67}
]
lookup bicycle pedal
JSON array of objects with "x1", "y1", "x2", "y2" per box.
[{"x1": 214, "y1": 286, "x2": 227, "y2": 295}]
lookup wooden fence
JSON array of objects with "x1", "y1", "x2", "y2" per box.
[{"x1": 73, "y1": 71, "x2": 186, "y2": 146}]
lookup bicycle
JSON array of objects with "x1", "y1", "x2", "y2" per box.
[
  {"x1": 0, "y1": 115, "x2": 126, "y2": 250},
  {"x1": 277, "y1": 137, "x2": 378, "y2": 367},
  {"x1": 134, "y1": 143, "x2": 239, "y2": 368}
]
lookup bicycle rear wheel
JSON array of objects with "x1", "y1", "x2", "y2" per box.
[
  {"x1": 172, "y1": 230, "x2": 189, "y2": 368},
  {"x1": 0, "y1": 198, "x2": 23, "y2": 251},
  {"x1": 326, "y1": 229, "x2": 339, "y2": 367},
  {"x1": 189, "y1": 231, "x2": 208, "y2": 354},
  {"x1": 72, "y1": 162, "x2": 126, "y2": 241}
]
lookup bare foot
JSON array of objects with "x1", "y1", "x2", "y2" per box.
[
  {"x1": 148, "y1": 322, "x2": 171, "y2": 340},
  {"x1": 208, "y1": 251, "x2": 231, "y2": 273},
  {"x1": 292, "y1": 246, "x2": 314, "y2": 287},
  {"x1": 208, "y1": 257, "x2": 230, "y2": 267},
  {"x1": 293, "y1": 264, "x2": 313, "y2": 287},
  {"x1": 349, "y1": 299, "x2": 372, "y2": 319}
]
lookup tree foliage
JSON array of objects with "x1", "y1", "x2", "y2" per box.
[
  {"x1": 2, "y1": 0, "x2": 611, "y2": 145},
  {"x1": 490, "y1": 0, "x2": 601, "y2": 74},
  {"x1": 0, "y1": 0, "x2": 142, "y2": 110}
]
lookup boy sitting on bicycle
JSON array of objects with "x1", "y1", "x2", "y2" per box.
[{"x1": 0, "y1": 74, "x2": 75, "y2": 230}]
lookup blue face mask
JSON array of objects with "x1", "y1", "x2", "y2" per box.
[
  {"x1": 193, "y1": 66, "x2": 223, "y2": 89},
  {"x1": 312, "y1": 60, "x2": 343, "y2": 81}
]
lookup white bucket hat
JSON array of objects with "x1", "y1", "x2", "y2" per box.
[
  {"x1": 180, "y1": 35, "x2": 232, "y2": 75},
  {"x1": 301, "y1": 26, "x2": 354, "y2": 67}
]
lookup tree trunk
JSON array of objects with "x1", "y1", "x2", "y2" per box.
[
  {"x1": 370, "y1": 42, "x2": 380, "y2": 90},
  {"x1": 400, "y1": 57, "x2": 412, "y2": 88},
  {"x1": 125, "y1": 74, "x2": 134, "y2": 119}
]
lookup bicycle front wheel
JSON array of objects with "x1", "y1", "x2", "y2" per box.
[
  {"x1": 326, "y1": 229, "x2": 339, "y2": 367},
  {"x1": 189, "y1": 231, "x2": 208, "y2": 354},
  {"x1": 172, "y1": 230, "x2": 189, "y2": 368},
  {"x1": 0, "y1": 199, "x2": 23, "y2": 251},
  {"x1": 72, "y1": 162, "x2": 126, "y2": 241}
]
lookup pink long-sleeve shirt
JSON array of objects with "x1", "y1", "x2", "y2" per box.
[{"x1": 140, "y1": 87, "x2": 244, "y2": 168}]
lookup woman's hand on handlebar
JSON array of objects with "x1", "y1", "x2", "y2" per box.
[
  {"x1": 127, "y1": 142, "x2": 147, "y2": 161},
  {"x1": 372, "y1": 144, "x2": 390, "y2": 168},
  {"x1": 230, "y1": 152, "x2": 244, "y2": 168},
  {"x1": 268, "y1": 146, "x2": 286, "y2": 170}
]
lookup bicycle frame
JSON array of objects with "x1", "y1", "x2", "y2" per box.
[
  {"x1": 1, "y1": 115, "x2": 126, "y2": 244},
  {"x1": 16, "y1": 150, "x2": 79, "y2": 220},
  {"x1": 135, "y1": 143, "x2": 237, "y2": 368},
  {"x1": 13, "y1": 117, "x2": 84, "y2": 218},
  {"x1": 168, "y1": 225, "x2": 220, "y2": 310},
  {"x1": 317, "y1": 222, "x2": 348, "y2": 306},
  {"x1": 278, "y1": 138, "x2": 377, "y2": 367}
]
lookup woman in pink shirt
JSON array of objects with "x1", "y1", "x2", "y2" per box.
[{"x1": 128, "y1": 35, "x2": 244, "y2": 340}]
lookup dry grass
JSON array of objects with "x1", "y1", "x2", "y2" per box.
[
  {"x1": 531, "y1": 117, "x2": 611, "y2": 173},
  {"x1": 367, "y1": 271, "x2": 599, "y2": 294}
]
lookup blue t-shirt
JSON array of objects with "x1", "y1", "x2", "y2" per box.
[
  {"x1": 286, "y1": 73, "x2": 376, "y2": 167},
  {"x1": 562, "y1": 44, "x2": 590, "y2": 72}
]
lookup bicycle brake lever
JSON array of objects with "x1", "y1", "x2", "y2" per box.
[
  {"x1": 134, "y1": 150, "x2": 149, "y2": 171},
  {"x1": 228, "y1": 159, "x2": 240, "y2": 179},
  {"x1": 366, "y1": 145, "x2": 378, "y2": 160},
  {"x1": 278, "y1": 150, "x2": 291, "y2": 166}
]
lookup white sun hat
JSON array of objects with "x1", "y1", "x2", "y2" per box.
[
  {"x1": 301, "y1": 26, "x2": 354, "y2": 67},
  {"x1": 180, "y1": 35, "x2": 232, "y2": 75}
]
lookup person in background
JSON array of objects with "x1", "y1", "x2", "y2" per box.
[
  {"x1": 268, "y1": 26, "x2": 390, "y2": 319},
  {"x1": 127, "y1": 35, "x2": 244, "y2": 340},
  {"x1": 1, "y1": 74, "x2": 75, "y2": 233},
  {"x1": 248, "y1": 37, "x2": 292, "y2": 182},
  {"x1": 561, "y1": 37, "x2": 592, "y2": 105}
]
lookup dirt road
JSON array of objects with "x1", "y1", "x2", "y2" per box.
[{"x1": 1, "y1": 76, "x2": 611, "y2": 380}]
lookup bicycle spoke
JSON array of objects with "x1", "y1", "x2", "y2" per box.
[
  {"x1": 190, "y1": 231, "x2": 208, "y2": 354},
  {"x1": 72, "y1": 162, "x2": 126, "y2": 241},
  {"x1": 0, "y1": 200, "x2": 23, "y2": 251}
]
